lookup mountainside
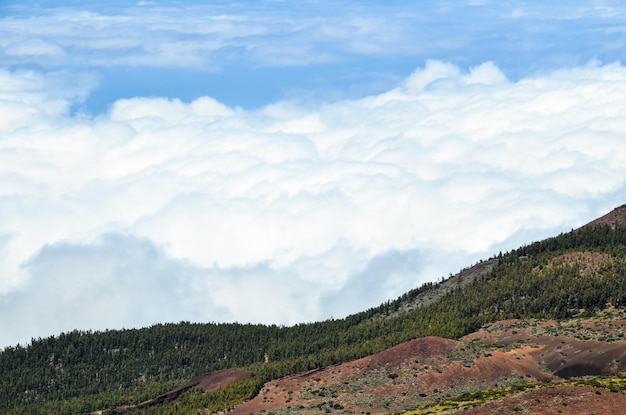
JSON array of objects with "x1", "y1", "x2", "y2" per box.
[
  {"x1": 1, "y1": 206, "x2": 626, "y2": 415},
  {"x1": 231, "y1": 313, "x2": 626, "y2": 415},
  {"x1": 581, "y1": 204, "x2": 626, "y2": 230}
]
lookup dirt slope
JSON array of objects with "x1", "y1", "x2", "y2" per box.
[
  {"x1": 230, "y1": 314, "x2": 626, "y2": 415},
  {"x1": 110, "y1": 370, "x2": 251, "y2": 414},
  {"x1": 461, "y1": 385, "x2": 626, "y2": 415},
  {"x1": 581, "y1": 204, "x2": 626, "y2": 229},
  {"x1": 383, "y1": 259, "x2": 496, "y2": 319}
]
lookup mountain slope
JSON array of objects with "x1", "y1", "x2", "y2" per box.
[
  {"x1": 230, "y1": 312, "x2": 626, "y2": 415},
  {"x1": 582, "y1": 204, "x2": 626, "y2": 230},
  {"x1": 1, "y1": 206, "x2": 626, "y2": 414}
]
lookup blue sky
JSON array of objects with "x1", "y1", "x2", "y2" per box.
[
  {"x1": 1, "y1": 0, "x2": 626, "y2": 348},
  {"x1": 5, "y1": 1, "x2": 626, "y2": 112}
]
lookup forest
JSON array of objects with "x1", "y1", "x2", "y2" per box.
[{"x1": 1, "y1": 224, "x2": 625, "y2": 414}]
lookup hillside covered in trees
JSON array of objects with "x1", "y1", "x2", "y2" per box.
[{"x1": 1, "y1": 208, "x2": 626, "y2": 414}]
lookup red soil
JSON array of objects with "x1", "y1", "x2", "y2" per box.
[
  {"x1": 230, "y1": 319, "x2": 626, "y2": 414},
  {"x1": 231, "y1": 336, "x2": 556, "y2": 414},
  {"x1": 582, "y1": 204, "x2": 626, "y2": 229},
  {"x1": 461, "y1": 385, "x2": 626, "y2": 415},
  {"x1": 193, "y1": 369, "x2": 252, "y2": 392},
  {"x1": 110, "y1": 370, "x2": 251, "y2": 414}
]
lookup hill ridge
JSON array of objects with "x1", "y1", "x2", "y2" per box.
[{"x1": 581, "y1": 203, "x2": 626, "y2": 229}]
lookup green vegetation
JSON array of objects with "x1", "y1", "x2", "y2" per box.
[
  {"x1": 405, "y1": 376, "x2": 626, "y2": 414},
  {"x1": 405, "y1": 382, "x2": 544, "y2": 414},
  {"x1": 119, "y1": 378, "x2": 264, "y2": 415},
  {"x1": 1, "y1": 225, "x2": 625, "y2": 414},
  {"x1": 569, "y1": 375, "x2": 626, "y2": 392}
]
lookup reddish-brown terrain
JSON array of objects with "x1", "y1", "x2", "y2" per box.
[
  {"x1": 228, "y1": 313, "x2": 626, "y2": 415},
  {"x1": 461, "y1": 385, "x2": 626, "y2": 415},
  {"x1": 581, "y1": 204, "x2": 626, "y2": 230},
  {"x1": 110, "y1": 370, "x2": 251, "y2": 414},
  {"x1": 114, "y1": 206, "x2": 626, "y2": 414},
  {"x1": 194, "y1": 369, "x2": 252, "y2": 392}
]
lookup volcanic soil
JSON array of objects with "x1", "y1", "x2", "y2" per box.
[
  {"x1": 230, "y1": 314, "x2": 626, "y2": 415},
  {"x1": 110, "y1": 370, "x2": 251, "y2": 414},
  {"x1": 461, "y1": 385, "x2": 626, "y2": 415}
]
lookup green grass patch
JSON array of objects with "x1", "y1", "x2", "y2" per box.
[
  {"x1": 404, "y1": 383, "x2": 542, "y2": 414},
  {"x1": 404, "y1": 377, "x2": 626, "y2": 414}
]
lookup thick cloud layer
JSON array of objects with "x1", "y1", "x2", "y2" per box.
[
  {"x1": 2, "y1": 0, "x2": 626, "y2": 348},
  {"x1": 1, "y1": 60, "x2": 625, "y2": 347}
]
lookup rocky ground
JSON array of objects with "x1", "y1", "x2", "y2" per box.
[{"x1": 229, "y1": 310, "x2": 626, "y2": 414}]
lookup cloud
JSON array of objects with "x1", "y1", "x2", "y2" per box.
[
  {"x1": 5, "y1": 0, "x2": 626, "y2": 116},
  {"x1": 0, "y1": 232, "x2": 331, "y2": 346},
  {"x1": 321, "y1": 249, "x2": 428, "y2": 318},
  {"x1": 4, "y1": 38, "x2": 66, "y2": 59},
  {"x1": 2, "y1": 1, "x2": 625, "y2": 73},
  {"x1": 1, "y1": 60, "x2": 626, "y2": 347},
  {"x1": 1, "y1": 234, "x2": 201, "y2": 343}
]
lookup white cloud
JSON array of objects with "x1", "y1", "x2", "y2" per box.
[
  {"x1": 1, "y1": 61, "x2": 626, "y2": 347},
  {"x1": 1, "y1": 234, "x2": 204, "y2": 342},
  {"x1": 4, "y1": 38, "x2": 66, "y2": 58},
  {"x1": 2, "y1": 1, "x2": 624, "y2": 72}
]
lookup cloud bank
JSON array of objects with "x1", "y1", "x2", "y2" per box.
[{"x1": 1, "y1": 60, "x2": 625, "y2": 347}]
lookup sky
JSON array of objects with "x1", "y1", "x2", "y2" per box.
[{"x1": 1, "y1": 0, "x2": 626, "y2": 349}]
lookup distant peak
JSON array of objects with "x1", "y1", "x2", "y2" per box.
[{"x1": 582, "y1": 204, "x2": 626, "y2": 229}]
